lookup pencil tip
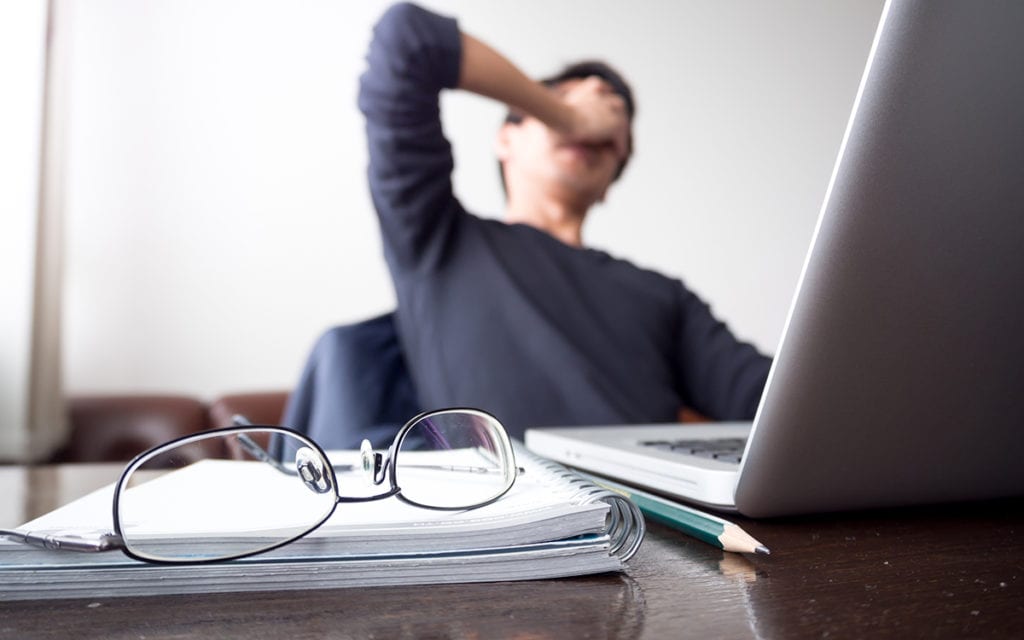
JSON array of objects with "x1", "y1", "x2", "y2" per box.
[{"x1": 755, "y1": 545, "x2": 770, "y2": 555}]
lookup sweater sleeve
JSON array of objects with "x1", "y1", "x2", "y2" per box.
[
  {"x1": 358, "y1": 3, "x2": 464, "y2": 275},
  {"x1": 674, "y1": 284, "x2": 772, "y2": 420}
]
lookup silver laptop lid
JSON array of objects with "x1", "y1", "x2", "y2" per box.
[{"x1": 734, "y1": 0, "x2": 1024, "y2": 517}]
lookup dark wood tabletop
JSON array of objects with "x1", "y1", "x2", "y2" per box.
[{"x1": 1, "y1": 464, "x2": 1022, "y2": 639}]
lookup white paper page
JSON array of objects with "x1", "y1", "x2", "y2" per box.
[{"x1": 4, "y1": 450, "x2": 601, "y2": 546}]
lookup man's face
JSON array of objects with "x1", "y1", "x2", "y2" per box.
[{"x1": 497, "y1": 77, "x2": 630, "y2": 205}]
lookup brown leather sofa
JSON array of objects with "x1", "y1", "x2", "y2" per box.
[
  {"x1": 51, "y1": 391, "x2": 290, "y2": 463},
  {"x1": 51, "y1": 392, "x2": 709, "y2": 464}
]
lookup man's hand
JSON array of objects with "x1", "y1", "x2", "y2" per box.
[
  {"x1": 459, "y1": 33, "x2": 628, "y2": 161},
  {"x1": 559, "y1": 76, "x2": 630, "y2": 163}
]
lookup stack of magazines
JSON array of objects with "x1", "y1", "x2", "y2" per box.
[{"x1": 0, "y1": 447, "x2": 644, "y2": 601}]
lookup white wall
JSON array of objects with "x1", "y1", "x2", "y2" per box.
[
  {"x1": 0, "y1": 0, "x2": 48, "y2": 451},
  {"x1": 61, "y1": 0, "x2": 884, "y2": 400}
]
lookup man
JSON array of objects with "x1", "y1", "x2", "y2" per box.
[{"x1": 350, "y1": 2, "x2": 770, "y2": 442}]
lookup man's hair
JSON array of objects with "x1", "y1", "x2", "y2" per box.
[{"x1": 499, "y1": 60, "x2": 636, "y2": 193}]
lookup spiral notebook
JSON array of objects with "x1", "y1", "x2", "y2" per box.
[{"x1": 0, "y1": 445, "x2": 644, "y2": 601}]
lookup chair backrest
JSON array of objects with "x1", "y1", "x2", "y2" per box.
[{"x1": 281, "y1": 312, "x2": 419, "y2": 450}]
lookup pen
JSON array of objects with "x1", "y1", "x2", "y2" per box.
[{"x1": 577, "y1": 471, "x2": 770, "y2": 555}]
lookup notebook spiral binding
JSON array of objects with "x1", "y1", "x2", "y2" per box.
[{"x1": 521, "y1": 451, "x2": 645, "y2": 562}]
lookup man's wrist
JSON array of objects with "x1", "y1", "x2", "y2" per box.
[{"x1": 458, "y1": 32, "x2": 573, "y2": 133}]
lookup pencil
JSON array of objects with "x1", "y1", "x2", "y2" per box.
[{"x1": 577, "y1": 471, "x2": 769, "y2": 555}]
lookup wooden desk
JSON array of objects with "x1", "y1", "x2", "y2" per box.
[{"x1": 1, "y1": 464, "x2": 1022, "y2": 638}]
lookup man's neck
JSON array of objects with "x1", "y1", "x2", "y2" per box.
[{"x1": 504, "y1": 192, "x2": 588, "y2": 247}]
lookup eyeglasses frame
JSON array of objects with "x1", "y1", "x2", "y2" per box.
[{"x1": 4, "y1": 407, "x2": 517, "y2": 565}]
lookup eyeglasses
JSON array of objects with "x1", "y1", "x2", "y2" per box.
[{"x1": 1, "y1": 408, "x2": 518, "y2": 564}]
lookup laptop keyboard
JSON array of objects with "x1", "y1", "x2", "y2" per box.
[{"x1": 640, "y1": 438, "x2": 747, "y2": 464}]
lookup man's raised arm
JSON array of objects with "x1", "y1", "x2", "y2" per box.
[{"x1": 359, "y1": 3, "x2": 627, "y2": 274}]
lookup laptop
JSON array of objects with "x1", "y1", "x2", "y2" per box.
[{"x1": 526, "y1": 0, "x2": 1024, "y2": 518}]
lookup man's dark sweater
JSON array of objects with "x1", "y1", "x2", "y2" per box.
[{"x1": 359, "y1": 3, "x2": 771, "y2": 440}]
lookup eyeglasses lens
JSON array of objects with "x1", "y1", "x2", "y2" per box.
[
  {"x1": 395, "y1": 410, "x2": 516, "y2": 509},
  {"x1": 116, "y1": 429, "x2": 336, "y2": 563}
]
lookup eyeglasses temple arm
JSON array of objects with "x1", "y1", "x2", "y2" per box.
[
  {"x1": 234, "y1": 431, "x2": 294, "y2": 474},
  {"x1": 229, "y1": 417, "x2": 518, "y2": 477},
  {"x1": 0, "y1": 528, "x2": 124, "y2": 553},
  {"x1": 229, "y1": 419, "x2": 359, "y2": 475},
  {"x1": 396, "y1": 464, "x2": 526, "y2": 475}
]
